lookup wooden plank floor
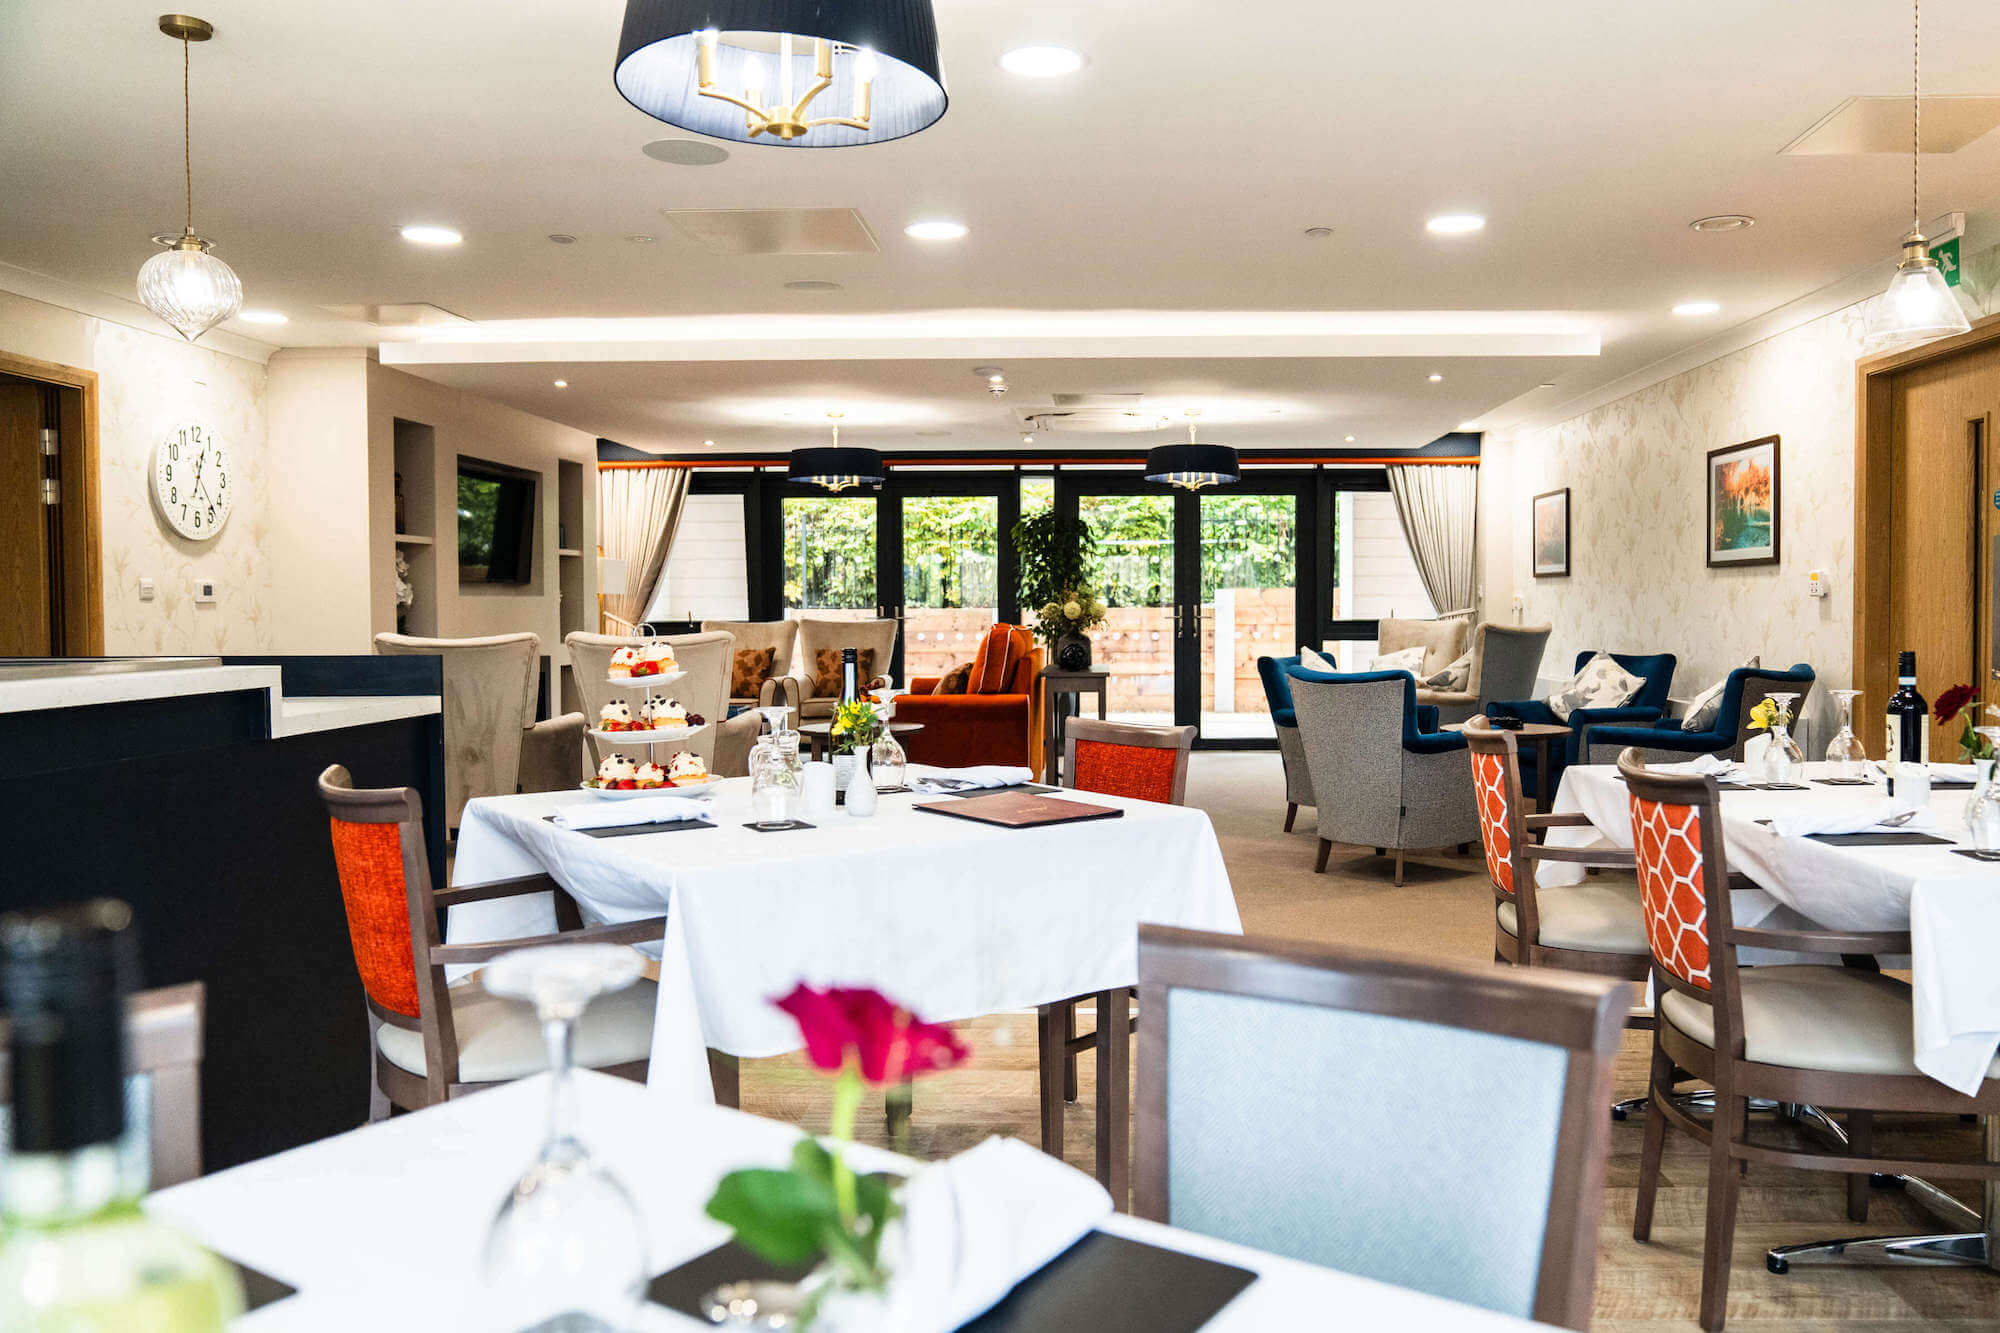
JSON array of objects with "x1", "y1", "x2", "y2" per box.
[{"x1": 729, "y1": 753, "x2": 2000, "y2": 1329}]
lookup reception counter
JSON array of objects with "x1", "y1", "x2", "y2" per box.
[{"x1": 0, "y1": 656, "x2": 444, "y2": 1169}]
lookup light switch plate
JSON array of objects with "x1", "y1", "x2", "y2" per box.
[
  {"x1": 138, "y1": 577, "x2": 155, "y2": 601},
  {"x1": 194, "y1": 579, "x2": 218, "y2": 604}
]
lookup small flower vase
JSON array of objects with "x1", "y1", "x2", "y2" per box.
[
  {"x1": 1054, "y1": 631, "x2": 1093, "y2": 672},
  {"x1": 1968, "y1": 759, "x2": 2000, "y2": 859},
  {"x1": 1762, "y1": 721, "x2": 1805, "y2": 784},
  {"x1": 844, "y1": 753, "x2": 877, "y2": 817}
]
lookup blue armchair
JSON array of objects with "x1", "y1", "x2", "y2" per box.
[
  {"x1": 1582, "y1": 663, "x2": 1815, "y2": 766},
  {"x1": 1488, "y1": 651, "x2": 1677, "y2": 796},
  {"x1": 1287, "y1": 666, "x2": 1476, "y2": 886},
  {"x1": 1258, "y1": 653, "x2": 1317, "y2": 832}
]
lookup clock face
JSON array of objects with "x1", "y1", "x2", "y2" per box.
[{"x1": 152, "y1": 423, "x2": 232, "y2": 541}]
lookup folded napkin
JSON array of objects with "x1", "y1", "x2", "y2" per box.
[
  {"x1": 550, "y1": 797, "x2": 715, "y2": 831},
  {"x1": 909, "y1": 764, "x2": 1035, "y2": 793},
  {"x1": 879, "y1": 1136, "x2": 1112, "y2": 1333},
  {"x1": 1919, "y1": 762, "x2": 1983, "y2": 782},
  {"x1": 1650, "y1": 754, "x2": 1734, "y2": 777},
  {"x1": 1768, "y1": 801, "x2": 1935, "y2": 839}
]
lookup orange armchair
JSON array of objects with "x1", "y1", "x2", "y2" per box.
[{"x1": 894, "y1": 632, "x2": 1046, "y2": 779}]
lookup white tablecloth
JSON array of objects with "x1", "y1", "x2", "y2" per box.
[
  {"x1": 147, "y1": 1071, "x2": 1552, "y2": 1332},
  {"x1": 1542, "y1": 762, "x2": 2000, "y2": 1094},
  {"x1": 449, "y1": 780, "x2": 1241, "y2": 1102}
]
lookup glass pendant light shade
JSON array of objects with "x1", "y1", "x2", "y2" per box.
[
  {"x1": 137, "y1": 235, "x2": 243, "y2": 342},
  {"x1": 1862, "y1": 235, "x2": 1970, "y2": 352}
]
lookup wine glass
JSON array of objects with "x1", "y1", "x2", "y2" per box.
[
  {"x1": 1824, "y1": 689, "x2": 1865, "y2": 780},
  {"x1": 1760, "y1": 692, "x2": 1805, "y2": 783},
  {"x1": 750, "y1": 736, "x2": 801, "y2": 827},
  {"x1": 478, "y1": 944, "x2": 649, "y2": 1331},
  {"x1": 755, "y1": 703, "x2": 793, "y2": 739},
  {"x1": 1967, "y1": 726, "x2": 2000, "y2": 858}
]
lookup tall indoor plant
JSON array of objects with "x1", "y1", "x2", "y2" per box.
[{"x1": 1012, "y1": 509, "x2": 1099, "y2": 668}]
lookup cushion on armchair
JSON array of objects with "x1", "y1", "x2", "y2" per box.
[
  {"x1": 969, "y1": 624, "x2": 1030, "y2": 694},
  {"x1": 1681, "y1": 655, "x2": 1760, "y2": 731},
  {"x1": 1298, "y1": 646, "x2": 1340, "y2": 674},
  {"x1": 730, "y1": 647, "x2": 776, "y2": 700},
  {"x1": 1547, "y1": 652, "x2": 1644, "y2": 721},
  {"x1": 933, "y1": 662, "x2": 973, "y2": 694},
  {"x1": 809, "y1": 648, "x2": 877, "y2": 698},
  {"x1": 1425, "y1": 650, "x2": 1473, "y2": 692}
]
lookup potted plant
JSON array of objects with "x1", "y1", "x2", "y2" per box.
[
  {"x1": 827, "y1": 699, "x2": 883, "y2": 790},
  {"x1": 1012, "y1": 509, "x2": 1099, "y2": 667},
  {"x1": 1037, "y1": 587, "x2": 1107, "y2": 671}
]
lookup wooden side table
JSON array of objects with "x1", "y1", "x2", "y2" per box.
[
  {"x1": 1041, "y1": 667, "x2": 1108, "y2": 784},
  {"x1": 1444, "y1": 719, "x2": 1569, "y2": 811}
]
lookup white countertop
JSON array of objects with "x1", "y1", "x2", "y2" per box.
[{"x1": 0, "y1": 662, "x2": 439, "y2": 738}]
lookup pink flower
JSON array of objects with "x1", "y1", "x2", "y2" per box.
[{"x1": 774, "y1": 984, "x2": 970, "y2": 1085}]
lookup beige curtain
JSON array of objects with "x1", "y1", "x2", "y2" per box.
[
  {"x1": 597, "y1": 465, "x2": 690, "y2": 631},
  {"x1": 1386, "y1": 463, "x2": 1478, "y2": 618}
]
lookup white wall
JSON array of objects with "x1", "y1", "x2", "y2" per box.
[
  {"x1": 1345, "y1": 489, "x2": 1436, "y2": 621},
  {"x1": 649, "y1": 491, "x2": 750, "y2": 623},
  {"x1": 266, "y1": 349, "x2": 372, "y2": 650}
]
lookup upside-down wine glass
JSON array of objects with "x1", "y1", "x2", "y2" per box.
[
  {"x1": 478, "y1": 944, "x2": 650, "y2": 1331},
  {"x1": 1824, "y1": 689, "x2": 1865, "y2": 780},
  {"x1": 1966, "y1": 726, "x2": 2000, "y2": 858},
  {"x1": 1760, "y1": 692, "x2": 1805, "y2": 784}
]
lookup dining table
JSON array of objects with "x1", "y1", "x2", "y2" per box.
[
  {"x1": 447, "y1": 772, "x2": 1241, "y2": 1199},
  {"x1": 146, "y1": 1071, "x2": 1555, "y2": 1332},
  {"x1": 1540, "y1": 759, "x2": 2000, "y2": 1274}
]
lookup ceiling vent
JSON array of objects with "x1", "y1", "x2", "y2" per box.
[
  {"x1": 1020, "y1": 394, "x2": 1172, "y2": 435},
  {"x1": 662, "y1": 208, "x2": 879, "y2": 255},
  {"x1": 1782, "y1": 96, "x2": 2000, "y2": 155}
]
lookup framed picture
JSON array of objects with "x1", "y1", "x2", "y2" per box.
[
  {"x1": 1706, "y1": 435, "x2": 1780, "y2": 568},
  {"x1": 1532, "y1": 488, "x2": 1570, "y2": 578}
]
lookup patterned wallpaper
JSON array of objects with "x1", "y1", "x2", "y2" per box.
[{"x1": 93, "y1": 324, "x2": 274, "y2": 654}]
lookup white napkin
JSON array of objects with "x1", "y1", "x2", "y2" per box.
[
  {"x1": 1923, "y1": 763, "x2": 1983, "y2": 782},
  {"x1": 549, "y1": 797, "x2": 715, "y2": 831},
  {"x1": 909, "y1": 765, "x2": 1034, "y2": 793},
  {"x1": 1768, "y1": 801, "x2": 1936, "y2": 838},
  {"x1": 1649, "y1": 754, "x2": 1734, "y2": 777},
  {"x1": 879, "y1": 1137, "x2": 1112, "y2": 1333}
]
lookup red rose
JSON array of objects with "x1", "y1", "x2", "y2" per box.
[
  {"x1": 774, "y1": 984, "x2": 969, "y2": 1085},
  {"x1": 1935, "y1": 683, "x2": 1977, "y2": 725}
]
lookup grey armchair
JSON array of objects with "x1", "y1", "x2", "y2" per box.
[
  {"x1": 372, "y1": 632, "x2": 585, "y2": 829},
  {"x1": 1289, "y1": 667, "x2": 1480, "y2": 887},
  {"x1": 1418, "y1": 622, "x2": 1553, "y2": 726}
]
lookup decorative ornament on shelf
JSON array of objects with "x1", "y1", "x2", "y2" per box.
[
  {"x1": 702, "y1": 984, "x2": 968, "y2": 1329},
  {"x1": 1861, "y1": 0, "x2": 1972, "y2": 352},
  {"x1": 393, "y1": 549, "x2": 414, "y2": 635},
  {"x1": 136, "y1": 15, "x2": 243, "y2": 342}
]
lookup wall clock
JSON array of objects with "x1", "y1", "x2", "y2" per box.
[{"x1": 152, "y1": 422, "x2": 232, "y2": 540}]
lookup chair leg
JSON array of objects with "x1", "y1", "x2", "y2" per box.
[
  {"x1": 1062, "y1": 1000, "x2": 1079, "y2": 1103},
  {"x1": 1455, "y1": 841, "x2": 1470, "y2": 855},
  {"x1": 1314, "y1": 838, "x2": 1332, "y2": 873},
  {"x1": 1374, "y1": 846, "x2": 1385, "y2": 856},
  {"x1": 1633, "y1": 1034, "x2": 1674, "y2": 1241},
  {"x1": 1393, "y1": 850, "x2": 1405, "y2": 887},
  {"x1": 1283, "y1": 802, "x2": 1298, "y2": 833},
  {"x1": 1846, "y1": 1110, "x2": 1873, "y2": 1223},
  {"x1": 708, "y1": 1049, "x2": 741, "y2": 1110},
  {"x1": 1036, "y1": 1003, "x2": 1064, "y2": 1161},
  {"x1": 367, "y1": 1073, "x2": 391, "y2": 1124},
  {"x1": 1699, "y1": 1095, "x2": 1748, "y2": 1333}
]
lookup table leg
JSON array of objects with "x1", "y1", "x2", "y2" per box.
[
  {"x1": 1533, "y1": 736, "x2": 1556, "y2": 814},
  {"x1": 1095, "y1": 687, "x2": 1107, "y2": 720},
  {"x1": 1036, "y1": 1003, "x2": 1065, "y2": 1161},
  {"x1": 707, "y1": 1050, "x2": 740, "y2": 1110},
  {"x1": 1093, "y1": 988, "x2": 1130, "y2": 1210}
]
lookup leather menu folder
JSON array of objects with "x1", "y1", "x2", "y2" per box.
[{"x1": 913, "y1": 791, "x2": 1125, "y2": 829}]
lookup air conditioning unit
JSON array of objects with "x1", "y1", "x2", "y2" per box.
[{"x1": 1019, "y1": 394, "x2": 1171, "y2": 435}]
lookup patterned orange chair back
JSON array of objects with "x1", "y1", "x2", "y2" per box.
[
  {"x1": 1622, "y1": 762, "x2": 1715, "y2": 991},
  {"x1": 1468, "y1": 746, "x2": 1517, "y2": 897},
  {"x1": 1065, "y1": 719, "x2": 1194, "y2": 805},
  {"x1": 319, "y1": 767, "x2": 426, "y2": 1019}
]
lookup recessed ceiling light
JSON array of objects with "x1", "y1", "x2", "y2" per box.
[
  {"x1": 1425, "y1": 214, "x2": 1485, "y2": 235},
  {"x1": 1344, "y1": 435, "x2": 1356, "y2": 443},
  {"x1": 703, "y1": 439, "x2": 715, "y2": 447},
  {"x1": 999, "y1": 45, "x2": 1085, "y2": 77},
  {"x1": 1456, "y1": 421, "x2": 1481, "y2": 432},
  {"x1": 1427, "y1": 373, "x2": 1444, "y2": 382},
  {"x1": 552, "y1": 379, "x2": 568, "y2": 388},
  {"x1": 1690, "y1": 214, "x2": 1756, "y2": 233},
  {"x1": 987, "y1": 374, "x2": 1005, "y2": 384},
  {"x1": 399, "y1": 224, "x2": 462, "y2": 246},
  {"x1": 547, "y1": 233, "x2": 577, "y2": 245},
  {"x1": 1672, "y1": 300, "x2": 1721, "y2": 316},
  {"x1": 1022, "y1": 433, "x2": 1035, "y2": 444},
  {"x1": 916, "y1": 429, "x2": 951, "y2": 438},
  {"x1": 784, "y1": 279, "x2": 843, "y2": 291},
  {"x1": 625, "y1": 234, "x2": 657, "y2": 244},
  {"x1": 238, "y1": 310, "x2": 287, "y2": 325},
  {"x1": 1538, "y1": 381, "x2": 1558, "y2": 389},
  {"x1": 1304, "y1": 226, "x2": 1335, "y2": 239},
  {"x1": 905, "y1": 219, "x2": 969, "y2": 241},
  {"x1": 641, "y1": 139, "x2": 730, "y2": 166}
]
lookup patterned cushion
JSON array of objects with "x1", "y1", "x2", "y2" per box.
[
  {"x1": 1371, "y1": 646, "x2": 1428, "y2": 674},
  {"x1": 811, "y1": 647, "x2": 876, "y2": 699},
  {"x1": 327, "y1": 818, "x2": 419, "y2": 1017},
  {"x1": 1072, "y1": 740, "x2": 1181, "y2": 804},
  {"x1": 1426, "y1": 650, "x2": 1473, "y2": 692},
  {"x1": 932, "y1": 662, "x2": 974, "y2": 695},
  {"x1": 1470, "y1": 750, "x2": 1515, "y2": 896},
  {"x1": 969, "y1": 624, "x2": 1026, "y2": 694},
  {"x1": 1298, "y1": 646, "x2": 1340, "y2": 674},
  {"x1": 1680, "y1": 655, "x2": 1759, "y2": 732},
  {"x1": 1629, "y1": 795, "x2": 1711, "y2": 989},
  {"x1": 1546, "y1": 652, "x2": 1643, "y2": 722},
  {"x1": 729, "y1": 646, "x2": 776, "y2": 699}
]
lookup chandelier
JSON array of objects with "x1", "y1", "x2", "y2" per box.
[
  {"x1": 1145, "y1": 412, "x2": 1241, "y2": 491},
  {"x1": 136, "y1": 14, "x2": 242, "y2": 342},
  {"x1": 1862, "y1": 0, "x2": 1970, "y2": 352},
  {"x1": 613, "y1": 0, "x2": 947, "y2": 147},
  {"x1": 788, "y1": 414, "x2": 884, "y2": 492}
]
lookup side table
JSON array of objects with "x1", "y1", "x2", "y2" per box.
[{"x1": 1041, "y1": 667, "x2": 1108, "y2": 784}]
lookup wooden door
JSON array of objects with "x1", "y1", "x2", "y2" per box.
[{"x1": 0, "y1": 380, "x2": 52, "y2": 655}]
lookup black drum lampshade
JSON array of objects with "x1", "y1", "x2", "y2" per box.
[
  {"x1": 1144, "y1": 443, "x2": 1241, "y2": 491},
  {"x1": 788, "y1": 446, "x2": 885, "y2": 492}
]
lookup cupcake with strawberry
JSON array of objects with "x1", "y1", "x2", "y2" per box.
[
  {"x1": 666, "y1": 750, "x2": 710, "y2": 785},
  {"x1": 598, "y1": 700, "x2": 636, "y2": 732},
  {"x1": 592, "y1": 753, "x2": 640, "y2": 790},
  {"x1": 640, "y1": 697, "x2": 688, "y2": 730},
  {"x1": 631, "y1": 641, "x2": 678, "y2": 678},
  {"x1": 607, "y1": 646, "x2": 641, "y2": 680},
  {"x1": 634, "y1": 760, "x2": 668, "y2": 790}
]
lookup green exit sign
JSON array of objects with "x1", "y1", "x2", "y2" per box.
[{"x1": 1930, "y1": 235, "x2": 1962, "y2": 288}]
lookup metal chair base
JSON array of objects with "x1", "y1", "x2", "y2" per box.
[{"x1": 1766, "y1": 1159, "x2": 1992, "y2": 1274}]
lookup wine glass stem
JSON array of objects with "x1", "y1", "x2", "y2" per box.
[{"x1": 543, "y1": 1015, "x2": 577, "y2": 1150}]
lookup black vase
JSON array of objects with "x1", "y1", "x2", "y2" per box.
[{"x1": 1055, "y1": 632, "x2": 1093, "y2": 671}]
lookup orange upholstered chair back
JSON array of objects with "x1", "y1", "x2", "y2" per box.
[
  {"x1": 1462, "y1": 721, "x2": 1530, "y2": 900},
  {"x1": 1064, "y1": 718, "x2": 1195, "y2": 805},
  {"x1": 1617, "y1": 750, "x2": 1735, "y2": 996},
  {"x1": 319, "y1": 766, "x2": 430, "y2": 1019},
  {"x1": 968, "y1": 623, "x2": 1034, "y2": 694}
]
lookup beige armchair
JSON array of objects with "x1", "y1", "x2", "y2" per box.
[
  {"x1": 701, "y1": 619, "x2": 799, "y2": 710},
  {"x1": 567, "y1": 630, "x2": 784, "y2": 778},
  {"x1": 789, "y1": 616, "x2": 899, "y2": 720},
  {"x1": 372, "y1": 632, "x2": 585, "y2": 829},
  {"x1": 1417, "y1": 622, "x2": 1553, "y2": 726},
  {"x1": 1375, "y1": 614, "x2": 1472, "y2": 677}
]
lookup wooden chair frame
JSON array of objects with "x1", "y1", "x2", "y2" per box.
[
  {"x1": 1135, "y1": 925, "x2": 1626, "y2": 1331},
  {"x1": 318, "y1": 765, "x2": 666, "y2": 1116},
  {"x1": 0, "y1": 981, "x2": 206, "y2": 1188},
  {"x1": 1061, "y1": 717, "x2": 1196, "y2": 806},
  {"x1": 1617, "y1": 750, "x2": 1994, "y2": 1332}
]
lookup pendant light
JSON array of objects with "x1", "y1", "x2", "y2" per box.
[
  {"x1": 136, "y1": 15, "x2": 242, "y2": 342},
  {"x1": 788, "y1": 412, "x2": 884, "y2": 492},
  {"x1": 1861, "y1": 0, "x2": 1970, "y2": 353},
  {"x1": 1145, "y1": 411, "x2": 1240, "y2": 491},
  {"x1": 613, "y1": 0, "x2": 947, "y2": 148}
]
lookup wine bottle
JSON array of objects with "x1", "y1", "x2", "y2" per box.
[
  {"x1": 838, "y1": 646, "x2": 859, "y2": 706},
  {"x1": 0, "y1": 901, "x2": 243, "y2": 1331},
  {"x1": 1884, "y1": 650, "x2": 1929, "y2": 796}
]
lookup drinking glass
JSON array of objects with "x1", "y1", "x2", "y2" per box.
[
  {"x1": 750, "y1": 736, "x2": 800, "y2": 827},
  {"x1": 478, "y1": 944, "x2": 649, "y2": 1332},
  {"x1": 1967, "y1": 728, "x2": 2000, "y2": 857},
  {"x1": 1761, "y1": 692, "x2": 1805, "y2": 784},
  {"x1": 869, "y1": 726, "x2": 908, "y2": 790},
  {"x1": 1824, "y1": 689, "x2": 1865, "y2": 780}
]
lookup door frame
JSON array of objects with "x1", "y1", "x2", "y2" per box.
[
  {"x1": 879, "y1": 472, "x2": 1020, "y2": 683},
  {"x1": 0, "y1": 349, "x2": 103, "y2": 655}
]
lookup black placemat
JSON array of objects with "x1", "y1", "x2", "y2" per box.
[
  {"x1": 1950, "y1": 848, "x2": 2000, "y2": 861},
  {"x1": 541, "y1": 814, "x2": 717, "y2": 839},
  {"x1": 647, "y1": 1231, "x2": 1256, "y2": 1333},
  {"x1": 742, "y1": 819, "x2": 816, "y2": 832},
  {"x1": 1806, "y1": 831, "x2": 1954, "y2": 846},
  {"x1": 225, "y1": 1256, "x2": 298, "y2": 1312},
  {"x1": 1743, "y1": 781, "x2": 1810, "y2": 791},
  {"x1": 1812, "y1": 778, "x2": 1875, "y2": 786},
  {"x1": 1932, "y1": 780, "x2": 1976, "y2": 790},
  {"x1": 912, "y1": 781, "x2": 1059, "y2": 797}
]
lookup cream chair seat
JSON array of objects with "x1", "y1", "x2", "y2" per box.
[
  {"x1": 1659, "y1": 965, "x2": 2000, "y2": 1080},
  {"x1": 375, "y1": 976, "x2": 660, "y2": 1082},
  {"x1": 1496, "y1": 877, "x2": 1647, "y2": 954}
]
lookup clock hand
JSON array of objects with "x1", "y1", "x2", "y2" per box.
[{"x1": 192, "y1": 446, "x2": 209, "y2": 501}]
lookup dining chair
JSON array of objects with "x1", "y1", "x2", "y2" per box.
[
  {"x1": 1135, "y1": 925, "x2": 1625, "y2": 1330},
  {"x1": 0, "y1": 981, "x2": 206, "y2": 1188},
  {"x1": 1039, "y1": 719, "x2": 1196, "y2": 1177},
  {"x1": 318, "y1": 764, "x2": 664, "y2": 1115},
  {"x1": 1619, "y1": 749, "x2": 2000, "y2": 1331}
]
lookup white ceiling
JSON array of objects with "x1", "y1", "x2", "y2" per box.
[{"x1": 7, "y1": 0, "x2": 2000, "y2": 450}]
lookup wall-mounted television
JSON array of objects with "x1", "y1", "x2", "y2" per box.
[{"x1": 456, "y1": 457, "x2": 537, "y2": 585}]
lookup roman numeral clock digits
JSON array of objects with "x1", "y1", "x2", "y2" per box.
[{"x1": 152, "y1": 422, "x2": 232, "y2": 541}]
